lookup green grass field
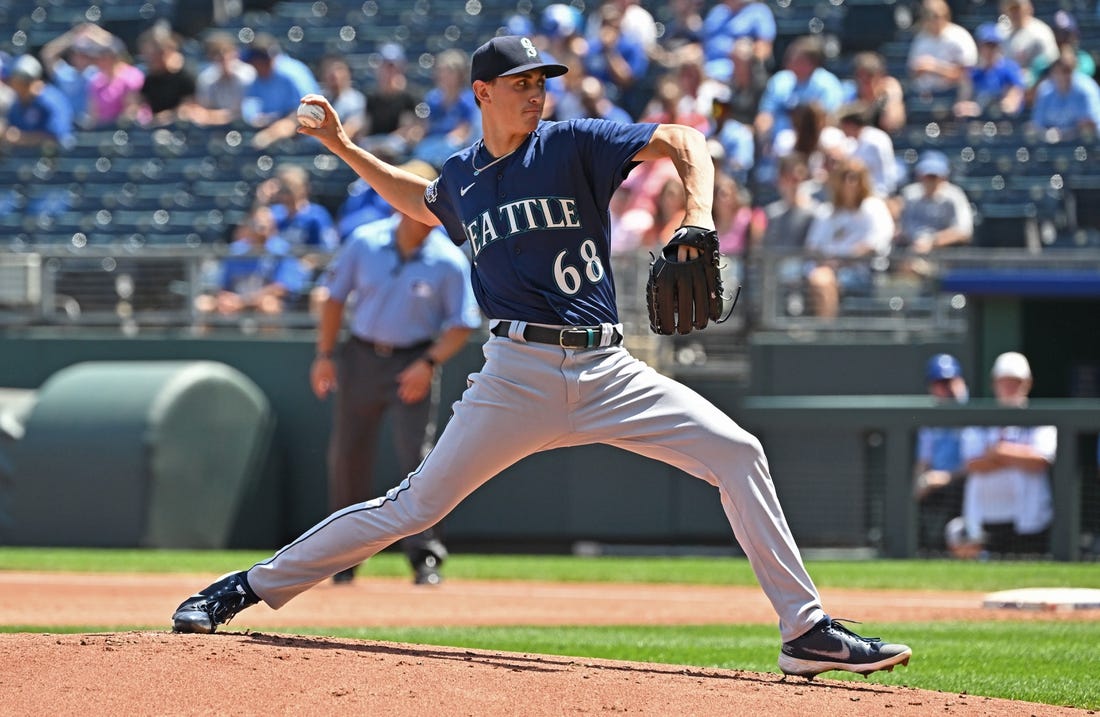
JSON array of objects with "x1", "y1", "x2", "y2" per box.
[{"x1": 2, "y1": 549, "x2": 1098, "y2": 709}]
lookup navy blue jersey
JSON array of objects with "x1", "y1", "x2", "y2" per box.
[{"x1": 425, "y1": 118, "x2": 657, "y2": 325}]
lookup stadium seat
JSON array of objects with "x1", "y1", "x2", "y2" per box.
[
  {"x1": 974, "y1": 200, "x2": 1040, "y2": 249},
  {"x1": 835, "y1": 0, "x2": 904, "y2": 53},
  {"x1": 1067, "y1": 173, "x2": 1100, "y2": 232}
]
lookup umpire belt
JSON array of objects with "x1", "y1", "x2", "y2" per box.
[
  {"x1": 491, "y1": 321, "x2": 623, "y2": 349},
  {"x1": 351, "y1": 336, "x2": 432, "y2": 357}
]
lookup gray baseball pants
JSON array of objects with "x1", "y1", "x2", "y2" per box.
[{"x1": 248, "y1": 334, "x2": 825, "y2": 641}]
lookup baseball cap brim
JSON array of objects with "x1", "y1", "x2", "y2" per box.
[{"x1": 497, "y1": 61, "x2": 568, "y2": 79}]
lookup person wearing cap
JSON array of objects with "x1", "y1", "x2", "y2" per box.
[
  {"x1": 170, "y1": 34, "x2": 912, "y2": 682},
  {"x1": 241, "y1": 33, "x2": 319, "y2": 128},
  {"x1": 1030, "y1": 10, "x2": 1095, "y2": 84},
  {"x1": 893, "y1": 150, "x2": 972, "y2": 274},
  {"x1": 950, "y1": 351, "x2": 1056, "y2": 558},
  {"x1": 913, "y1": 353, "x2": 969, "y2": 553},
  {"x1": 954, "y1": 22, "x2": 1025, "y2": 119},
  {"x1": 248, "y1": 32, "x2": 320, "y2": 100},
  {"x1": 311, "y1": 159, "x2": 481, "y2": 586},
  {"x1": 2, "y1": 54, "x2": 74, "y2": 149}
]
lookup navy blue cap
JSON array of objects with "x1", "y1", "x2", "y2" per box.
[
  {"x1": 470, "y1": 35, "x2": 568, "y2": 85},
  {"x1": 926, "y1": 353, "x2": 962, "y2": 382}
]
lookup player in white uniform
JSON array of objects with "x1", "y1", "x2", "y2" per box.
[{"x1": 171, "y1": 36, "x2": 912, "y2": 679}]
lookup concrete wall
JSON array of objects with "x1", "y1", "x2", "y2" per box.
[{"x1": 0, "y1": 329, "x2": 972, "y2": 551}]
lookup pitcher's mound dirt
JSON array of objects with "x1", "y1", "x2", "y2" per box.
[
  {"x1": 0, "y1": 573, "x2": 1095, "y2": 715},
  {"x1": 0, "y1": 631, "x2": 1088, "y2": 717}
]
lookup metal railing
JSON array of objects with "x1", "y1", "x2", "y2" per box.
[{"x1": 5, "y1": 243, "x2": 1097, "y2": 349}]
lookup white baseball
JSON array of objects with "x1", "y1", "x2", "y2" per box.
[{"x1": 296, "y1": 102, "x2": 325, "y2": 128}]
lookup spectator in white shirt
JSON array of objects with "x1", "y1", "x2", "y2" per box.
[
  {"x1": 194, "y1": 31, "x2": 255, "y2": 124},
  {"x1": 1001, "y1": 0, "x2": 1059, "y2": 86},
  {"x1": 893, "y1": 150, "x2": 973, "y2": 276},
  {"x1": 949, "y1": 352, "x2": 1056, "y2": 558},
  {"x1": 803, "y1": 157, "x2": 894, "y2": 318},
  {"x1": 837, "y1": 103, "x2": 899, "y2": 197},
  {"x1": 907, "y1": 0, "x2": 978, "y2": 95}
]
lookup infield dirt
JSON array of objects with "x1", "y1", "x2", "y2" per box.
[{"x1": 0, "y1": 572, "x2": 1095, "y2": 716}]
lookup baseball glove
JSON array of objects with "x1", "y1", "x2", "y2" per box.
[{"x1": 645, "y1": 225, "x2": 725, "y2": 335}]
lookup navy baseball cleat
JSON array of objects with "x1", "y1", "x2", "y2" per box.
[
  {"x1": 171, "y1": 571, "x2": 259, "y2": 634},
  {"x1": 778, "y1": 616, "x2": 912, "y2": 678}
]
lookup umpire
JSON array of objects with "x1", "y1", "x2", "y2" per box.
[{"x1": 311, "y1": 161, "x2": 482, "y2": 585}]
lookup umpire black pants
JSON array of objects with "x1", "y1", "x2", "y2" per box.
[{"x1": 329, "y1": 336, "x2": 443, "y2": 564}]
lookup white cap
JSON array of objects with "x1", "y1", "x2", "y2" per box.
[{"x1": 992, "y1": 351, "x2": 1032, "y2": 380}]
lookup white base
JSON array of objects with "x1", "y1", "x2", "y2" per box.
[{"x1": 982, "y1": 587, "x2": 1100, "y2": 611}]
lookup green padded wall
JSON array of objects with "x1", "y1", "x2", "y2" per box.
[{"x1": 7, "y1": 361, "x2": 274, "y2": 548}]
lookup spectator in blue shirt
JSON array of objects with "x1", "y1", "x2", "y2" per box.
[
  {"x1": 702, "y1": 0, "x2": 776, "y2": 78},
  {"x1": 755, "y1": 36, "x2": 843, "y2": 160},
  {"x1": 1030, "y1": 47, "x2": 1100, "y2": 139},
  {"x1": 411, "y1": 48, "x2": 481, "y2": 169},
  {"x1": 263, "y1": 163, "x2": 340, "y2": 253},
  {"x1": 914, "y1": 354, "x2": 969, "y2": 553},
  {"x1": 2, "y1": 54, "x2": 74, "y2": 149},
  {"x1": 195, "y1": 204, "x2": 307, "y2": 318},
  {"x1": 335, "y1": 160, "x2": 442, "y2": 242},
  {"x1": 955, "y1": 22, "x2": 1026, "y2": 119},
  {"x1": 39, "y1": 23, "x2": 117, "y2": 128},
  {"x1": 241, "y1": 35, "x2": 312, "y2": 128},
  {"x1": 335, "y1": 179, "x2": 396, "y2": 242},
  {"x1": 583, "y1": 2, "x2": 650, "y2": 117}
]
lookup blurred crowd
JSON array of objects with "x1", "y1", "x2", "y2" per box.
[{"x1": 2, "y1": 0, "x2": 1099, "y2": 320}]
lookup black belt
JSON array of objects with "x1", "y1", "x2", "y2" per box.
[
  {"x1": 351, "y1": 336, "x2": 432, "y2": 357},
  {"x1": 491, "y1": 321, "x2": 623, "y2": 349}
]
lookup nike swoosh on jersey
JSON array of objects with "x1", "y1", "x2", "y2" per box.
[{"x1": 460, "y1": 183, "x2": 476, "y2": 196}]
